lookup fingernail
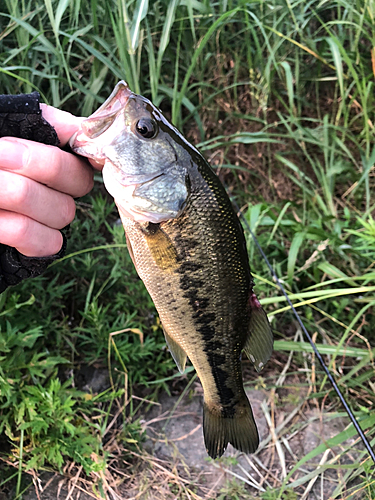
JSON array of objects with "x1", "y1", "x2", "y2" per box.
[{"x1": 0, "y1": 138, "x2": 28, "y2": 171}]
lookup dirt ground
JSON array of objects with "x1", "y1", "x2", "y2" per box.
[{"x1": 21, "y1": 378, "x2": 363, "y2": 500}]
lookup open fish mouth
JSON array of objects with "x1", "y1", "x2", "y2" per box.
[{"x1": 69, "y1": 81, "x2": 132, "y2": 158}]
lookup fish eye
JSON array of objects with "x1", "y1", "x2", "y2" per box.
[{"x1": 135, "y1": 117, "x2": 158, "y2": 139}]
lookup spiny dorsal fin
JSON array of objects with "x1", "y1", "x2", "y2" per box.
[
  {"x1": 163, "y1": 327, "x2": 187, "y2": 374},
  {"x1": 243, "y1": 292, "x2": 273, "y2": 373}
]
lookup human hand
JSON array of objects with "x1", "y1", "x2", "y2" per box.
[{"x1": 0, "y1": 104, "x2": 99, "y2": 257}]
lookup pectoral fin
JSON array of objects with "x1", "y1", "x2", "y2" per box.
[
  {"x1": 243, "y1": 293, "x2": 273, "y2": 373},
  {"x1": 163, "y1": 327, "x2": 187, "y2": 373},
  {"x1": 141, "y1": 222, "x2": 179, "y2": 272}
]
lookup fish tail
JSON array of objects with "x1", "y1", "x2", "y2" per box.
[{"x1": 203, "y1": 394, "x2": 259, "y2": 459}]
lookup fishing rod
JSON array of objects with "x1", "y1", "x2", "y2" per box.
[{"x1": 233, "y1": 200, "x2": 375, "y2": 465}]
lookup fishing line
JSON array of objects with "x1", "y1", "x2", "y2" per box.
[{"x1": 233, "y1": 200, "x2": 375, "y2": 465}]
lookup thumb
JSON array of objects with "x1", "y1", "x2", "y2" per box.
[{"x1": 40, "y1": 104, "x2": 84, "y2": 147}]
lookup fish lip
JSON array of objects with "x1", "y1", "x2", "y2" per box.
[
  {"x1": 69, "y1": 81, "x2": 132, "y2": 153},
  {"x1": 87, "y1": 81, "x2": 131, "y2": 123},
  {"x1": 82, "y1": 81, "x2": 131, "y2": 138}
]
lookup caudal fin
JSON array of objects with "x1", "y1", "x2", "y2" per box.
[{"x1": 203, "y1": 395, "x2": 259, "y2": 459}]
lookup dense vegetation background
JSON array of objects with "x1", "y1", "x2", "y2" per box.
[{"x1": 0, "y1": 0, "x2": 374, "y2": 498}]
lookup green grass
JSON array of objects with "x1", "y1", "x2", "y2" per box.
[{"x1": 0, "y1": 0, "x2": 374, "y2": 498}]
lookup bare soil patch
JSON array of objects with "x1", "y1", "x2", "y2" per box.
[{"x1": 22, "y1": 375, "x2": 362, "y2": 500}]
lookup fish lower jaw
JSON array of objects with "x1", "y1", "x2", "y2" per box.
[
  {"x1": 69, "y1": 132, "x2": 107, "y2": 160},
  {"x1": 102, "y1": 162, "x2": 171, "y2": 224}
]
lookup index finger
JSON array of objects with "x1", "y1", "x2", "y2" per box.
[{"x1": 0, "y1": 137, "x2": 94, "y2": 198}]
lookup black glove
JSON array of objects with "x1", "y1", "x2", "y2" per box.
[{"x1": 0, "y1": 91, "x2": 68, "y2": 293}]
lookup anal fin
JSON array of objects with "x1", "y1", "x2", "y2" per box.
[
  {"x1": 163, "y1": 327, "x2": 187, "y2": 374},
  {"x1": 243, "y1": 293, "x2": 273, "y2": 373}
]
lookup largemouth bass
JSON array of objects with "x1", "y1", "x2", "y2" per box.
[{"x1": 70, "y1": 81, "x2": 273, "y2": 459}]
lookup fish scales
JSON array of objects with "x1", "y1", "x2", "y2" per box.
[
  {"x1": 123, "y1": 160, "x2": 250, "y2": 409},
  {"x1": 71, "y1": 81, "x2": 273, "y2": 459}
]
